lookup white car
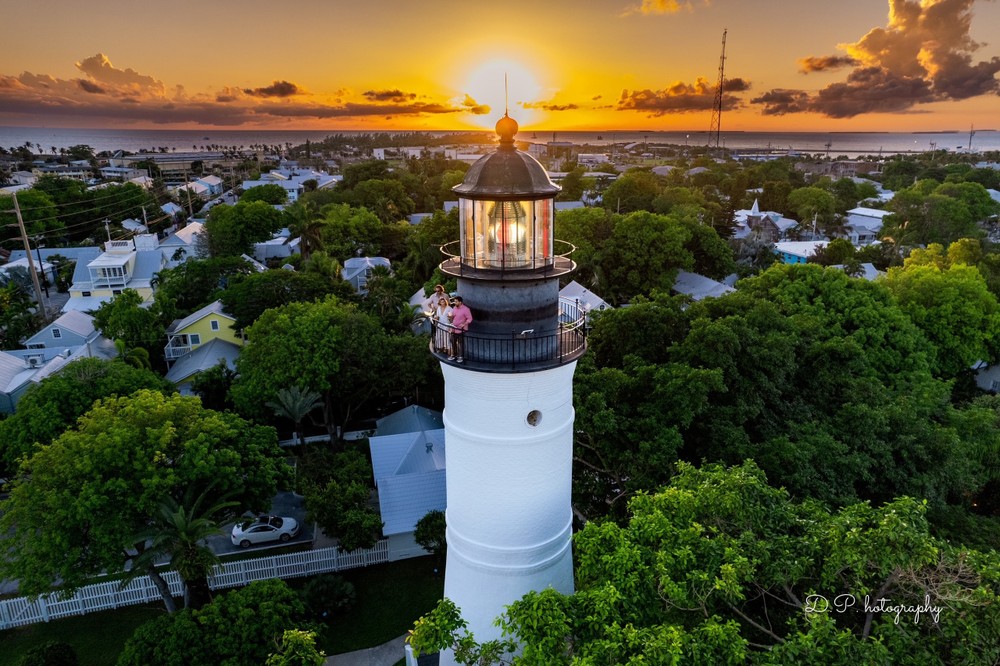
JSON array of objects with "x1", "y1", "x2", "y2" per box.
[{"x1": 231, "y1": 515, "x2": 300, "y2": 548}]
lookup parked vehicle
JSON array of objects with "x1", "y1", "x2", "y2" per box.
[{"x1": 231, "y1": 515, "x2": 300, "y2": 548}]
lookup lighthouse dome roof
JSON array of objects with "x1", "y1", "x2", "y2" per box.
[{"x1": 452, "y1": 114, "x2": 560, "y2": 198}]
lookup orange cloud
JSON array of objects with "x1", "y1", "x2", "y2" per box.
[{"x1": 758, "y1": 0, "x2": 1000, "y2": 118}]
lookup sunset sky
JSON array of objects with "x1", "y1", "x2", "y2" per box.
[{"x1": 1, "y1": 0, "x2": 998, "y2": 133}]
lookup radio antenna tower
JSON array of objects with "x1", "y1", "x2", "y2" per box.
[{"x1": 708, "y1": 28, "x2": 727, "y2": 153}]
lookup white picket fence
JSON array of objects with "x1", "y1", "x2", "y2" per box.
[{"x1": 0, "y1": 540, "x2": 390, "y2": 630}]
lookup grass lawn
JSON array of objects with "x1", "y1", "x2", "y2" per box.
[
  {"x1": 0, "y1": 604, "x2": 165, "y2": 666},
  {"x1": 316, "y1": 556, "x2": 444, "y2": 655}
]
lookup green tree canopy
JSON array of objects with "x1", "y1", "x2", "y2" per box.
[
  {"x1": 412, "y1": 461, "x2": 1000, "y2": 665},
  {"x1": 601, "y1": 169, "x2": 661, "y2": 214},
  {"x1": 219, "y1": 269, "x2": 342, "y2": 330},
  {"x1": 117, "y1": 580, "x2": 307, "y2": 666},
  {"x1": 0, "y1": 357, "x2": 172, "y2": 474},
  {"x1": 0, "y1": 390, "x2": 289, "y2": 607},
  {"x1": 883, "y1": 262, "x2": 1000, "y2": 378},
  {"x1": 241, "y1": 183, "x2": 288, "y2": 205},
  {"x1": 203, "y1": 201, "x2": 284, "y2": 257},
  {"x1": 152, "y1": 256, "x2": 255, "y2": 324},
  {"x1": 599, "y1": 210, "x2": 693, "y2": 304},
  {"x1": 92, "y1": 288, "x2": 165, "y2": 353},
  {"x1": 231, "y1": 296, "x2": 430, "y2": 434}
]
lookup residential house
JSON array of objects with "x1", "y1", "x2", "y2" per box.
[
  {"x1": 63, "y1": 235, "x2": 166, "y2": 312},
  {"x1": 159, "y1": 221, "x2": 204, "y2": 267},
  {"x1": 343, "y1": 257, "x2": 391, "y2": 295},
  {"x1": 0, "y1": 333, "x2": 118, "y2": 413},
  {"x1": 974, "y1": 361, "x2": 1000, "y2": 394},
  {"x1": 23, "y1": 310, "x2": 99, "y2": 350},
  {"x1": 0, "y1": 351, "x2": 37, "y2": 413},
  {"x1": 673, "y1": 270, "x2": 736, "y2": 301},
  {"x1": 165, "y1": 337, "x2": 241, "y2": 395},
  {"x1": 241, "y1": 177, "x2": 303, "y2": 202},
  {"x1": 164, "y1": 300, "x2": 241, "y2": 362},
  {"x1": 732, "y1": 199, "x2": 798, "y2": 241},
  {"x1": 172, "y1": 181, "x2": 210, "y2": 199},
  {"x1": 559, "y1": 280, "x2": 612, "y2": 315},
  {"x1": 253, "y1": 230, "x2": 300, "y2": 262},
  {"x1": 375, "y1": 404, "x2": 444, "y2": 436},
  {"x1": 845, "y1": 207, "x2": 893, "y2": 246},
  {"x1": 775, "y1": 240, "x2": 829, "y2": 264},
  {"x1": 195, "y1": 175, "x2": 224, "y2": 196},
  {"x1": 0, "y1": 257, "x2": 57, "y2": 287},
  {"x1": 99, "y1": 166, "x2": 147, "y2": 181},
  {"x1": 369, "y1": 428, "x2": 447, "y2": 560}
]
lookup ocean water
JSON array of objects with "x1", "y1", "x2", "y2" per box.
[{"x1": 1, "y1": 126, "x2": 998, "y2": 157}]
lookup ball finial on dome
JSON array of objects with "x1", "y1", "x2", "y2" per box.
[{"x1": 496, "y1": 113, "x2": 518, "y2": 144}]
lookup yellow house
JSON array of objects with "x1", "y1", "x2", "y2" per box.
[
  {"x1": 65, "y1": 236, "x2": 166, "y2": 312},
  {"x1": 164, "y1": 300, "x2": 242, "y2": 361}
]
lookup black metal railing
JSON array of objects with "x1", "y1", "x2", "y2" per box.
[
  {"x1": 438, "y1": 240, "x2": 577, "y2": 280},
  {"x1": 427, "y1": 297, "x2": 587, "y2": 372}
]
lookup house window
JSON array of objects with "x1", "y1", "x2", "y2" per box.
[
  {"x1": 112, "y1": 290, "x2": 122, "y2": 295},
  {"x1": 992, "y1": 380, "x2": 1000, "y2": 393},
  {"x1": 189, "y1": 334, "x2": 201, "y2": 345},
  {"x1": 82, "y1": 291, "x2": 92, "y2": 297},
  {"x1": 210, "y1": 320, "x2": 220, "y2": 331},
  {"x1": 52, "y1": 328, "x2": 62, "y2": 339},
  {"x1": 27, "y1": 343, "x2": 44, "y2": 350}
]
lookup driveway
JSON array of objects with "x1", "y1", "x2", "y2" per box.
[{"x1": 207, "y1": 491, "x2": 314, "y2": 555}]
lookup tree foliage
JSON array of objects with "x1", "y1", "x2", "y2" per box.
[
  {"x1": 203, "y1": 201, "x2": 284, "y2": 257},
  {"x1": 299, "y1": 446, "x2": 383, "y2": 551},
  {"x1": 0, "y1": 390, "x2": 289, "y2": 603},
  {"x1": 414, "y1": 509, "x2": 447, "y2": 557},
  {"x1": 231, "y1": 296, "x2": 430, "y2": 434},
  {"x1": 219, "y1": 269, "x2": 343, "y2": 330},
  {"x1": 0, "y1": 357, "x2": 172, "y2": 475},
  {"x1": 412, "y1": 462, "x2": 1000, "y2": 665},
  {"x1": 241, "y1": 183, "x2": 288, "y2": 205},
  {"x1": 92, "y1": 288, "x2": 165, "y2": 353},
  {"x1": 883, "y1": 261, "x2": 1000, "y2": 378},
  {"x1": 117, "y1": 580, "x2": 308, "y2": 666}
]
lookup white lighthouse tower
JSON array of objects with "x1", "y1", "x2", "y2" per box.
[{"x1": 433, "y1": 112, "x2": 586, "y2": 659}]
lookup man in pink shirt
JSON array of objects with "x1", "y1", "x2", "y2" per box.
[{"x1": 448, "y1": 296, "x2": 473, "y2": 363}]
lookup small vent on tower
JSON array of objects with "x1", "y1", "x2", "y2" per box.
[{"x1": 526, "y1": 410, "x2": 542, "y2": 427}]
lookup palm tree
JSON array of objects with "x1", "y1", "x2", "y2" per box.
[
  {"x1": 125, "y1": 487, "x2": 237, "y2": 610},
  {"x1": 287, "y1": 201, "x2": 324, "y2": 261},
  {"x1": 267, "y1": 386, "x2": 323, "y2": 447}
]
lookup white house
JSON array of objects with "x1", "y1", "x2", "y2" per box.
[
  {"x1": 159, "y1": 222, "x2": 204, "y2": 267},
  {"x1": 195, "y1": 175, "x2": 224, "y2": 196},
  {"x1": 845, "y1": 207, "x2": 893, "y2": 246},
  {"x1": 559, "y1": 280, "x2": 612, "y2": 314},
  {"x1": 732, "y1": 199, "x2": 798, "y2": 241},
  {"x1": 673, "y1": 270, "x2": 736, "y2": 301},
  {"x1": 343, "y1": 257, "x2": 391, "y2": 294},
  {"x1": 63, "y1": 236, "x2": 166, "y2": 312}
]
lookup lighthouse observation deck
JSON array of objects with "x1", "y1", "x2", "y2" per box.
[{"x1": 429, "y1": 296, "x2": 587, "y2": 373}]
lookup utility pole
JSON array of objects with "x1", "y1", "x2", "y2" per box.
[
  {"x1": 33, "y1": 237, "x2": 49, "y2": 298},
  {"x1": 12, "y1": 192, "x2": 46, "y2": 312}
]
